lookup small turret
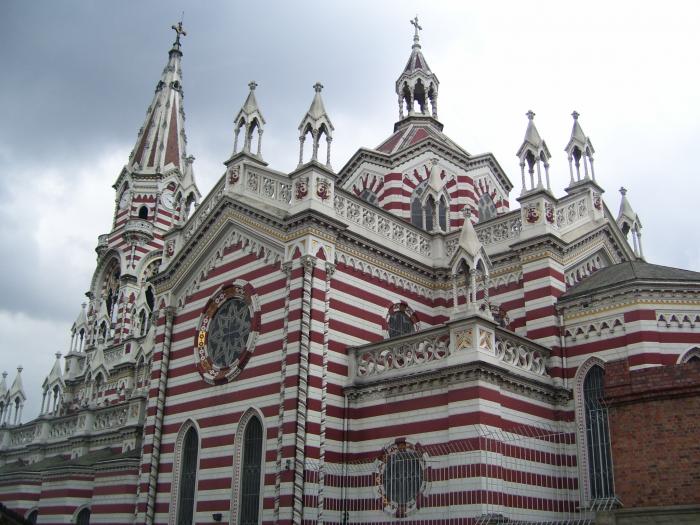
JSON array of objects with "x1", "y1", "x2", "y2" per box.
[
  {"x1": 4, "y1": 367, "x2": 26, "y2": 425},
  {"x1": 517, "y1": 111, "x2": 551, "y2": 194},
  {"x1": 298, "y1": 82, "x2": 334, "y2": 169},
  {"x1": 565, "y1": 111, "x2": 596, "y2": 187},
  {"x1": 232, "y1": 81, "x2": 266, "y2": 160},
  {"x1": 617, "y1": 187, "x2": 644, "y2": 259},
  {"x1": 41, "y1": 353, "x2": 65, "y2": 416},
  {"x1": 396, "y1": 16, "x2": 439, "y2": 120}
]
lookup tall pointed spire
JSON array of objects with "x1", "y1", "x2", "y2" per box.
[
  {"x1": 516, "y1": 111, "x2": 551, "y2": 194},
  {"x1": 565, "y1": 111, "x2": 596, "y2": 186},
  {"x1": 298, "y1": 82, "x2": 334, "y2": 169},
  {"x1": 396, "y1": 16, "x2": 440, "y2": 120},
  {"x1": 129, "y1": 22, "x2": 189, "y2": 174},
  {"x1": 232, "y1": 81, "x2": 266, "y2": 159}
]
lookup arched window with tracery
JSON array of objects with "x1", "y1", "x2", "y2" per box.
[
  {"x1": 583, "y1": 365, "x2": 614, "y2": 500},
  {"x1": 239, "y1": 415, "x2": 264, "y2": 525},
  {"x1": 175, "y1": 425, "x2": 199, "y2": 525},
  {"x1": 478, "y1": 193, "x2": 497, "y2": 222},
  {"x1": 410, "y1": 179, "x2": 449, "y2": 232}
]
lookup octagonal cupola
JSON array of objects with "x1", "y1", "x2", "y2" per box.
[{"x1": 396, "y1": 16, "x2": 439, "y2": 120}]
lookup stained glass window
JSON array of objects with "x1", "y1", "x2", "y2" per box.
[
  {"x1": 177, "y1": 426, "x2": 198, "y2": 525},
  {"x1": 584, "y1": 365, "x2": 614, "y2": 500},
  {"x1": 239, "y1": 416, "x2": 263, "y2": 525}
]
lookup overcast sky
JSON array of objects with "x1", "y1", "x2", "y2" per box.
[{"x1": 3, "y1": 1, "x2": 700, "y2": 419}]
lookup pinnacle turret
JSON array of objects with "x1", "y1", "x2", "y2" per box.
[
  {"x1": 565, "y1": 111, "x2": 596, "y2": 186},
  {"x1": 618, "y1": 187, "x2": 644, "y2": 259},
  {"x1": 298, "y1": 82, "x2": 334, "y2": 169},
  {"x1": 396, "y1": 16, "x2": 439, "y2": 120},
  {"x1": 232, "y1": 81, "x2": 266, "y2": 160},
  {"x1": 517, "y1": 111, "x2": 551, "y2": 194}
]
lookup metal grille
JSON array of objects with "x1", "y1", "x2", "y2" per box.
[
  {"x1": 302, "y1": 425, "x2": 594, "y2": 525},
  {"x1": 76, "y1": 508, "x2": 91, "y2": 525},
  {"x1": 177, "y1": 427, "x2": 198, "y2": 525},
  {"x1": 240, "y1": 416, "x2": 263, "y2": 525},
  {"x1": 388, "y1": 311, "x2": 414, "y2": 338},
  {"x1": 583, "y1": 366, "x2": 614, "y2": 500}
]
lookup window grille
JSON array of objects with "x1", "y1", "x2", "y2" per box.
[
  {"x1": 177, "y1": 426, "x2": 199, "y2": 525},
  {"x1": 388, "y1": 311, "x2": 414, "y2": 338},
  {"x1": 76, "y1": 508, "x2": 90, "y2": 525},
  {"x1": 240, "y1": 416, "x2": 263, "y2": 525},
  {"x1": 383, "y1": 448, "x2": 423, "y2": 505},
  {"x1": 583, "y1": 365, "x2": 614, "y2": 500}
]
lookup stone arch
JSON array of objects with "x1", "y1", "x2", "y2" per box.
[{"x1": 678, "y1": 346, "x2": 700, "y2": 364}]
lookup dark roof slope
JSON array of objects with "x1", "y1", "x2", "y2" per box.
[{"x1": 560, "y1": 260, "x2": 700, "y2": 301}]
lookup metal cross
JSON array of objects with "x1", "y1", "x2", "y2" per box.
[
  {"x1": 410, "y1": 16, "x2": 422, "y2": 39},
  {"x1": 171, "y1": 21, "x2": 187, "y2": 46}
]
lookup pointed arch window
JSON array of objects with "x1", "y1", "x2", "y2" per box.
[
  {"x1": 438, "y1": 196, "x2": 448, "y2": 231},
  {"x1": 410, "y1": 179, "x2": 449, "y2": 232},
  {"x1": 583, "y1": 365, "x2": 614, "y2": 500},
  {"x1": 478, "y1": 193, "x2": 497, "y2": 222},
  {"x1": 239, "y1": 416, "x2": 264, "y2": 525},
  {"x1": 76, "y1": 508, "x2": 91, "y2": 525},
  {"x1": 177, "y1": 426, "x2": 199, "y2": 525},
  {"x1": 26, "y1": 510, "x2": 38, "y2": 524}
]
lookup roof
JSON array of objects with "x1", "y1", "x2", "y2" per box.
[{"x1": 560, "y1": 260, "x2": 700, "y2": 301}]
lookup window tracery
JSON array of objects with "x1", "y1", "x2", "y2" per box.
[{"x1": 239, "y1": 415, "x2": 263, "y2": 525}]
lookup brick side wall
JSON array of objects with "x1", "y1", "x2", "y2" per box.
[{"x1": 604, "y1": 359, "x2": 700, "y2": 508}]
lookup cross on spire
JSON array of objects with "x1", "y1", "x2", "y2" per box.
[
  {"x1": 171, "y1": 20, "x2": 187, "y2": 48},
  {"x1": 410, "y1": 15, "x2": 422, "y2": 46}
]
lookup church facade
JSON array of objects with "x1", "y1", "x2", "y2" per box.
[{"x1": 1, "y1": 21, "x2": 699, "y2": 525}]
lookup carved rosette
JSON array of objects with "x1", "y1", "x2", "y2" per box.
[{"x1": 193, "y1": 282, "x2": 261, "y2": 385}]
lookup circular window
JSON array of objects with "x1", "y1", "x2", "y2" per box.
[
  {"x1": 207, "y1": 298, "x2": 251, "y2": 367},
  {"x1": 194, "y1": 283, "x2": 260, "y2": 384},
  {"x1": 378, "y1": 441, "x2": 426, "y2": 517}
]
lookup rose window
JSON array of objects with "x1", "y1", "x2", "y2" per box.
[{"x1": 207, "y1": 298, "x2": 251, "y2": 367}]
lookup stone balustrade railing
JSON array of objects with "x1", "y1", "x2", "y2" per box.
[
  {"x1": 494, "y1": 328, "x2": 549, "y2": 376},
  {"x1": 334, "y1": 193, "x2": 432, "y2": 257},
  {"x1": 349, "y1": 316, "x2": 551, "y2": 385},
  {"x1": 0, "y1": 400, "x2": 145, "y2": 452},
  {"x1": 353, "y1": 327, "x2": 450, "y2": 378}
]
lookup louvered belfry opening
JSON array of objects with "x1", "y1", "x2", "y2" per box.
[
  {"x1": 177, "y1": 426, "x2": 199, "y2": 525},
  {"x1": 584, "y1": 365, "x2": 615, "y2": 500},
  {"x1": 240, "y1": 416, "x2": 263, "y2": 525}
]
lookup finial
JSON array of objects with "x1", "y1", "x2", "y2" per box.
[
  {"x1": 462, "y1": 205, "x2": 472, "y2": 220},
  {"x1": 2, "y1": 371, "x2": 6, "y2": 380},
  {"x1": 572, "y1": 110, "x2": 580, "y2": 120},
  {"x1": 526, "y1": 110, "x2": 535, "y2": 121},
  {"x1": 410, "y1": 15, "x2": 422, "y2": 47},
  {"x1": 55, "y1": 352, "x2": 62, "y2": 360},
  {"x1": 17, "y1": 366, "x2": 23, "y2": 374},
  {"x1": 620, "y1": 187, "x2": 627, "y2": 196},
  {"x1": 248, "y1": 81, "x2": 258, "y2": 91},
  {"x1": 171, "y1": 20, "x2": 187, "y2": 48},
  {"x1": 313, "y1": 82, "x2": 323, "y2": 93},
  {"x1": 81, "y1": 302, "x2": 86, "y2": 309},
  {"x1": 430, "y1": 157, "x2": 439, "y2": 166}
]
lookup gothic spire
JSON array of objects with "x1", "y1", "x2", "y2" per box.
[
  {"x1": 232, "y1": 81, "x2": 266, "y2": 159},
  {"x1": 298, "y1": 82, "x2": 334, "y2": 169},
  {"x1": 128, "y1": 22, "x2": 189, "y2": 174},
  {"x1": 617, "y1": 187, "x2": 644, "y2": 259},
  {"x1": 565, "y1": 111, "x2": 596, "y2": 186},
  {"x1": 517, "y1": 111, "x2": 551, "y2": 194},
  {"x1": 396, "y1": 16, "x2": 440, "y2": 120}
]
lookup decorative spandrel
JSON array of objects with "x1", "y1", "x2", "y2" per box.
[{"x1": 207, "y1": 298, "x2": 251, "y2": 367}]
